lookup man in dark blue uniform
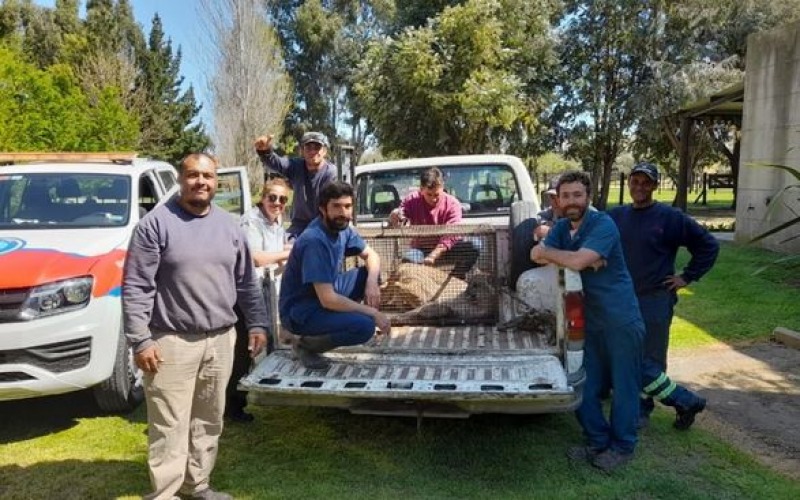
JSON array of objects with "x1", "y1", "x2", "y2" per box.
[
  {"x1": 531, "y1": 170, "x2": 643, "y2": 473},
  {"x1": 279, "y1": 181, "x2": 391, "y2": 369},
  {"x1": 610, "y1": 162, "x2": 718, "y2": 430}
]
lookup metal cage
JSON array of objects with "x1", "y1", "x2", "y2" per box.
[{"x1": 349, "y1": 224, "x2": 498, "y2": 326}]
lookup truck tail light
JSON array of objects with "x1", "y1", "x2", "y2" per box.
[{"x1": 565, "y1": 292, "x2": 585, "y2": 343}]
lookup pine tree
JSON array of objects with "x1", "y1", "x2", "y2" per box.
[{"x1": 136, "y1": 14, "x2": 209, "y2": 164}]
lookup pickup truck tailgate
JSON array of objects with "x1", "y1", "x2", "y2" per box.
[{"x1": 242, "y1": 326, "x2": 580, "y2": 417}]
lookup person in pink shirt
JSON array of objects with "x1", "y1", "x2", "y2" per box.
[{"x1": 389, "y1": 167, "x2": 479, "y2": 279}]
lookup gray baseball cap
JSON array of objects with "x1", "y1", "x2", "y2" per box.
[
  {"x1": 300, "y1": 131, "x2": 330, "y2": 148},
  {"x1": 545, "y1": 175, "x2": 560, "y2": 195},
  {"x1": 630, "y1": 162, "x2": 659, "y2": 182}
]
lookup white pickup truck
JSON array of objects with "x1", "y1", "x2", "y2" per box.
[
  {"x1": 243, "y1": 154, "x2": 585, "y2": 419},
  {"x1": 0, "y1": 153, "x2": 250, "y2": 412}
]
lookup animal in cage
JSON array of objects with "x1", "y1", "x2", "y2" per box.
[{"x1": 380, "y1": 262, "x2": 497, "y2": 323}]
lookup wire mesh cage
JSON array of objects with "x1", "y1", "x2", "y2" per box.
[{"x1": 348, "y1": 224, "x2": 498, "y2": 326}]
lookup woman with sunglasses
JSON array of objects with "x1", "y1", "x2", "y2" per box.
[{"x1": 226, "y1": 177, "x2": 293, "y2": 423}]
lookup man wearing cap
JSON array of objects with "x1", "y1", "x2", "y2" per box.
[
  {"x1": 534, "y1": 175, "x2": 563, "y2": 241},
  {"x1": 254, "y1": 131, "x2": 338, "y2": 238},
  {"x1": 609, "y1": 161, "x2": 719, "y2": 431}
]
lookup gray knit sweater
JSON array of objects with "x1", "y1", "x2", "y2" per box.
[{"x1": 123, "y1": 196, "x2": 269, "y2": 353}]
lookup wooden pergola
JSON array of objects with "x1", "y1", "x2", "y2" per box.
[{"x1": 675, "y1": 82, "x2": 744, "y2": 210}]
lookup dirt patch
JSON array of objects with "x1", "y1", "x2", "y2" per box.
[{"x1": 669, "y1": 341, "x2": 800, "y2": 479}]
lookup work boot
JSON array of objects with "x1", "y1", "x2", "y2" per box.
[
  {"x1": 566, "y1": 445, "x2": 604, "y2": 463},
  {"x1": 591, "y1": 449, "x2": 634, "y2": 473},
  {"x1": 674, "y1": 397, "x2": 707, "y2": 430},
  {"x1": 293, "y1": 335, "x2": 337, "y2": 370}
]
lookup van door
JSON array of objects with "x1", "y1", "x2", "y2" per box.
[{"x1": 215, "y1": 166, "x2": 252, "y2": 217}]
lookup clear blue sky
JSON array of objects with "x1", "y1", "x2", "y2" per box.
[{"x1": 33, "y1": 1, "x2": 210, "y2": 126}]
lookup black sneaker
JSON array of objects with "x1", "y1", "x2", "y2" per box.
[
  {"x1": 591, "y1": 449, "x2": 634, "y2": 473},
  {"x1": 225, "y1": 408, "x2": 255, "y2": 424},
  {"x1": 566, "y1": 445, "x2": 604, "y2": 463},
  {"x1": 674, "y1": 397, "x2": 706, "y2": 430}
]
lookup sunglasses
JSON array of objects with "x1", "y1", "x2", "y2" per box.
[{"x1": 266, "y1": 194, "x2": 289, "y2": 204}]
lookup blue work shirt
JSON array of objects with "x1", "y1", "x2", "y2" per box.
[
  {"x1": 545, "y1": 209, "x2": 641, "y2": 329},
  {"x1": 279, "y1": 217, "x2": 366, "y2": 325},
  {"x1": 609, "y1": 202, "x2": 719, "y2": 296}
]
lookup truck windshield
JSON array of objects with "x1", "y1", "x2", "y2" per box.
[
  {"x1": 356, "y1": 163, "x2": 520, "y2": 219},
  {"x1": 0, "y1": 173, "x2": 131, "y2": 228}
]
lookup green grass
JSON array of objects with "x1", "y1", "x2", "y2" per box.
[
  {"x1": 605, "y1": 185, "x2": 735, "y2": 210},
  {"x1": 671, "y1": 242, "x2": 800, "y2": 348},
  {"x1": 1, "y1": 396, "x2": 799, "y2": 499},
  {"x1": 1, "y1": 244, "x2": 798, "y2": 499}
]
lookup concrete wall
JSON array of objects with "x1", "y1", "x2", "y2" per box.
[{"x1": 737, "y1": 23, "x2": 800, "y2": 254}]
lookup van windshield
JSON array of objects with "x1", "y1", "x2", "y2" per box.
[
  {"x1": 0, "y1": 173, "x2": 131, "y2": 229},
  {"x1": 355, "y1": 163, "x2": 520, "y2": 219}
]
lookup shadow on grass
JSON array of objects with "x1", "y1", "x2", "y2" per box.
[
  {"x1": 0, "y1": 389, "x2": 145, "y2": 444},
  {"x1": 0, "y1": 459, "x2": 147, "y2": 499}
]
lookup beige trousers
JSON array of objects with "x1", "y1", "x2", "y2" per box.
[{"x1": 143, "y1": 327, "x2": 236, "y2": 500}]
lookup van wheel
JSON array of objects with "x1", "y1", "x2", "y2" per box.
[
  {"x1": 509, "y1": 201, "x2": 540, "y2": 290},
  {"x1": 93, "y1": 326, "x2": 144, "y2": 413}
]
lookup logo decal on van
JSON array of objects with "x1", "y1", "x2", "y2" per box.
[{"x1": 0, "y1": 237, "x2": 25, "y2": 255}]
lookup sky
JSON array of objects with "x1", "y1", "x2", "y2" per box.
[{"x1": 33, "y1": 1, "x2": 211, "y2": 126}]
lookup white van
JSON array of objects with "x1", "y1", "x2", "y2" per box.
[{"x1": 0, "y1": 153, "x2": 249, "y2": 412}]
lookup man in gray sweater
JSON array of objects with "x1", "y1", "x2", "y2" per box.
[{"x1": 123, "y1": 153, "x2": 269, "y2": 500}]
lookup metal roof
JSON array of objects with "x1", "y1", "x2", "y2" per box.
[{"x1": 678, "y1": 82, "x2": 744, "y2": 119}]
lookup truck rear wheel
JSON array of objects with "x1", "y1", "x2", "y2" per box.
[
  {"x1": 509, "y1": 201, "x2": 540, "y2": 290},
  {"x1": 93, "y1": 326, "x2": 144, "y2": 413}
]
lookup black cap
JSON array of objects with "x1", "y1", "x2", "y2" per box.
[
  {"x1": 630, "y1": 162, "x2": 659, "y2": 182},
  {"x1": 300, "y1": 131, "x2": 330, "y2": 148}
]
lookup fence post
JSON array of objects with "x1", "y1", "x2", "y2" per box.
[
  {"x1": 702, "y1": 172, "x2": 707, "y2": 205},
  {"x1": 619, "y1": 172, "x2": 625, "y2": 206}
]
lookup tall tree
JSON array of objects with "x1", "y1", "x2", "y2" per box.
[
  {"x1": 556, "y1": 0, "x2": 670, "y2": 209},
  {"x1": 268, "y1": 0, "x2": 393, "y2": 159},
  {"x1": 0, "y1": 45, "x2": 138, "y2": 151},
  {"x1": 200, "y1": 0, "x2": 293, "y2": 188},
  {"x1": 135, "y1": 14, "x2": 210, "y2": 164},
  {"x1": 354, "y1": 0, "x2": 558, "y2": 157}
]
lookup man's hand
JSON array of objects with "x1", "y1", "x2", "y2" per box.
[
  {"x1": 589, "y1": 258, "x2": 607, "y2": 271},
  {"x1": 254, "y1": 134, "x2": 274, "y2": 152},
  {"x1": 365, "y1": 279, "x2": 381, "y2": 308},
  {"x1": 248, "y1": 328, "x2": 268, "y2": 358},
  {"x1": 424, "y1": 246, "x2": 445, "y2": 266},
  {"x1": 530, "y1": 243, "x2": 549, "y2": 264},
  {"x1": 388, "y1": 208, "x2": 404, "y2": 228},
  {"x1": 374, "y1": 311, "x2": 391, "y2": 336},
  {"x1": 533, "y1": 223, "x2": 551, "y2": 241},
  {"x1": 663, "y1": 274, "x2": 688, "y2": 291},
  {"x1": 134, "y1": 345, "x2": 163, "y2": 373}
]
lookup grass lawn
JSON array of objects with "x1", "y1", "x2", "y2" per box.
[{"x1": 1, "y1": 244, "x2": 798, "y2": 499}]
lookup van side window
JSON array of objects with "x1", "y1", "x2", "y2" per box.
[
  {"x1": 158, "y1": 170, "x2": 177, "y2": 191},
  {"x1": 139, "y1": 176, "x2": 159, "y2": 214}
]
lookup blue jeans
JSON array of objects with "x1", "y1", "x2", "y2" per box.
[
  {"x1": 284, "y1": 267, "x2": 375, "y2": 347},
  {"x1": 577, "y1": 319, "x2": 643, "y2": 454},
  {"x1": 639, "y1": 292, "x2": 701, "y2": 415},
  {"x1": 404, "y1": 238, "x2": 480, "y2": 279}
]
